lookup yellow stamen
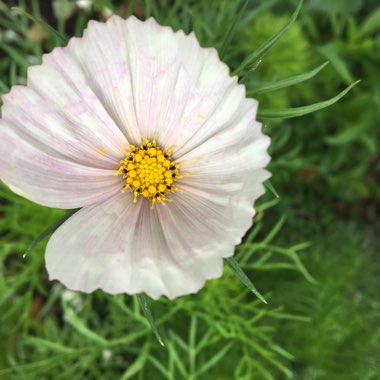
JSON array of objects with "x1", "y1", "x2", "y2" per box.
[{"x1": 117, "y1": 137, "x2": 184, "y2": 206}]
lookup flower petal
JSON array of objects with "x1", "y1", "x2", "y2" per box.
[
  {"x1": 1, "y1": 51, "x2": 129, "y2": 170},
  {"x1": 46, "y1": 185, "x2": 261, "y2": 299},
  {"x1": 0, "y1": 125, "x2": 122, "y2": 208},
  {"x1": 75, "y1": 15, "x2": 245, "y2": 154},
  {"x1": 178, "y1": 98, "x2": 271, "y2": 196}
]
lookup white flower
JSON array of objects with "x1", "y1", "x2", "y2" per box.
[{"x1": 0, "y1": 16, "x2": 270, "y2": 299}]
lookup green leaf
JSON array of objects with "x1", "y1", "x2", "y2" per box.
[
  {"x1": 11, "y1": 7, "x2": 68, "y2": 44},
  {"x1": 63, "y1": 307, "x2": 108, "y2": 345},
  {"x1": 265, "y1": 180, "x2": 280, "y2": 199},
  {"x1": 258, "y1": 80, "x2": 360, "y2": 120},
  {"x1": 269, "y1": 344, "x2": 295, "y2": 360},
  {"x1": 316, "y1": 44, "x2": 353, "y2": 84},
  {"x1": 359, "y1": 7, "x2": 380, "y2": 37},
  {"x1": 263, "y1": 216, "x2": 286, "y2": 245},
  {"x1": 0, "y1": 42, "x2": 29, "y2": 68},
  {"x1": 120, "y1": 343, "x2": 150, "y2": 380},
  {"x1": 25, "y1": 337, "x2": 75, "y2": 354},
  {"x1": 219, "y1": 0, "x2": 248, "y2": 59},
  {"x1": 325, "y1": 126, "x2": 364, "y2": 145},
  {"x1": 23, "y1": 209, "x2": 79, "y2": 258},
  {"x1": 136, "y1": 294, "x2": 165, "y2": 346},
  {"x1": 307, "y1": 0, "x2": 362, "y2": 15},
  {"x1": 224, "y1": 257, "x2": 267, "y2": 304},
  {"x1": 253, "y1": 62, "x2": 329, "y2": 94},
  {"x1": 0, "y1": 78, "x2": 9, "y2": 94},
  {"x1": 239, "y1": 59, "x2": 263, "y2": 84},
  {"x1": 233, "y1": 0, "x2": 303, "y2": 77},
  {"x1": 195, "y1": 343, "x2": 233, "y2": 377}
]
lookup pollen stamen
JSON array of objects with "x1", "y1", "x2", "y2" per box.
[{"x1": 117, "y1": 138, "x2": 184, "y2": 207}]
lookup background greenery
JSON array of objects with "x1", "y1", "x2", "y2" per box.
[{"x1": 0, "y1": 0, "x2": 379, "y2": 379}]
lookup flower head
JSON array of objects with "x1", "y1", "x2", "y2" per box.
[{"x1": 0, "y1": 16, "x2": 270, "y2": 299}]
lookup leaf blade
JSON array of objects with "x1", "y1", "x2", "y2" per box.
[
  {"x1": 219, "y1": 0, "x2": 248, "y2": 59},
  {"x1": 253, "y1": 62, "x2": 329, "y2": 94},
  {"x1": 23, "y1": 209, "x2": 79, "y2": 258},
  {"x1": 136, "y1": 293, "x2": 165, "y2": 346},
  {"x1": 258, "y1": 80, "x2": 360, "y2": 120},
  {"x1": 265, "y1": 180, "x2": 280, "y2": 199},
  {"x1": 11, "y1": 7, "x2": 68, "y2": 44},
  {"x1": 233, "y1": 0, "x2": 304, "y2": 77},
  {"x1": 224, "y1": 257, "x2": 267, "y2": 304}
]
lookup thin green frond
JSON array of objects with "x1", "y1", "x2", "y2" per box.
[
  {"x1": 258, "y1": 80, "x2": 360, "y2": 120},
  {"x1": 136, "y1": 294, "x2": 165, "y2": 347},
  {"x1": 233, "y1": 0, "x2": 304, "y2": 77},
  {"x1": 224, "y1": 257, "x2": 267, "y2": 304},
  {"x1": 253, "y1": 61, "x2": 329, "y2": 94}
]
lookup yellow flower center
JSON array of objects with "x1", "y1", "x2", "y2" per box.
[{"x1": 117, "y1": 138, "x2": 184, "y2": 207}]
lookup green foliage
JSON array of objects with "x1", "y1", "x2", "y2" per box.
[
  {"x1": 236, "y1": 9, "x2": 312, "y2": 109},
  {"x1": 233, "y1": 0, "x2": 304, "y2": 79},
  {"x1": 0, "y1": 0, "x2": 379, "y2": 379},
  {"x1": 267, "y1": 217, "x2": 380, "y2": 380},
  {"x1": 0, "y1": 182, "x2": 307, "y2": 379},
  {"x1": 258, "y1": 80, "x2": 360, "y2": 120}
]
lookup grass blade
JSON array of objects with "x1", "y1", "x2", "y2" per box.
[
  {"x1": 224, "y1": 257, "x2": 267, "y2": 304},
  {"x1": 0, "y1": 43, "x2": 29, "y2": 68},
  {"x1": 359, "y1": 7, "x2": 380, "y2": 37},
  {"x1": 63, "y1": 307, "x2": 108, "y2": 345},
  {"x1": 23, "y1": 209, "x2": 79, "y2": 258},
  {"x1": 120, "y1": 343, "x2": 150, "y2": 380},
  {"x1": 258, "y1": 80, "x2": 360, "y2": 120},
  {"x1": 136, "y1": 294, "x2": 165, "y2": 346},
  {"x1": 233, "y1": 0, "x2": 303, "y2": 77},
  {"x1": 195, "y1": 343, "x2": 233, "y2": 377},
  {"x1": 239, "y1": 59, "x2": 263, "y2": 84},
  {"x1": 25, "y1": 337, "x2": 75, "y2": 354},
  {"x1": 317, "y1": 45, "x2": 353, "y2": 84},
  {"x1": 11, "y1": 7, "x2": 68, "y2": 44},
  {"x1": 219, "y1": 0, "x2": 248, "y2": 59},
  {"x1": 253, "y1": 61, "x2": 329, "y2": 94},
  {"x1": 0, "y1": 78, "x2": 9, "y2": 93}
]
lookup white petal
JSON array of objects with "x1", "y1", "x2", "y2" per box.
[
  {"x1": 178, "y1": 99, "x2": 271, "y2": 196},
  {"x1": 47, "y1": 188, "x2": 260, "y2": 299},
  {"x1": 1, "y1": 53, "x2": 128, "y2": 170},
  {"x1": 0, "y1": 125, "x2": 122, "y2": 208},
  {"x1": 75, "y1": 16, "x2": 248, "y2": 154},
  {"x1": 46, "y1": 193, "x2": 141, "y2": 294}
]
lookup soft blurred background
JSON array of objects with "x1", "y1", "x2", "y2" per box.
[{"x1": 0, "y1": 0, "x2": 379, "y2": 379}]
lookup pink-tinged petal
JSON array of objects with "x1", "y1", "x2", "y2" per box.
[
  {"x1": 46, "y1": 193, "x2": 142, "y2": 295},
  {"x1": 47, "y1": 187, "x2": 259, "y2": 299},
  {"x1": 0, "y1": 125, "x2": 122, "y2": 208},
  {"x1": 1, "y1": 56, "x2": 128, "y2": 170},
  {"x1": 179, "y1": 102, "x2": 271, "y2": 195},
  {"x1": 75, "y1": 15, "x2": 197, "y2": 145},
  {"x1": 74, "y1": 16, "x2": 244, "y2": 153}
]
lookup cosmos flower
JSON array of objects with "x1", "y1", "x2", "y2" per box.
[{"x1": 0, "y1": 16, "x2": 270, "y2": 299}]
